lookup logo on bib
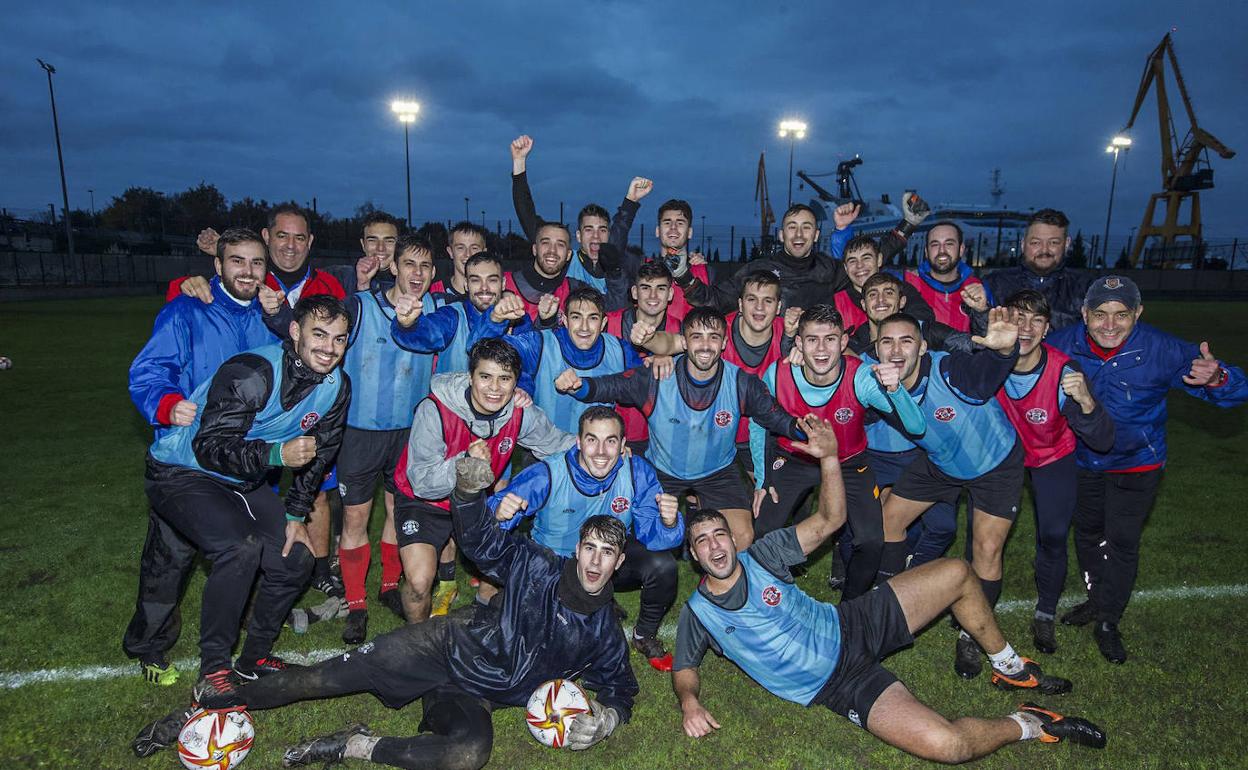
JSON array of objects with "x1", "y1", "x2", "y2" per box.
[
  {"x1": 933, "y1": 406, "x2": 956, "y2": 422},
  {"x1": 761, "y1": 585, "x2": 782, "y2": 606},
  {"x1": 610, "y1": 496, "x2": 630, "y2": 514},
  {"x1": 1025, "y1": 407, "x2": 1048, "y2": 424},
  {"x1": 497, "y1": 437, "x2": 514, "y2": 454},
  {"x1": 713, "y1": 410, "x2": 733, "y2": 428},
  {"x1": 300, "y1": 411, "x2": 321, "y2": 430},
  {"x1": 834, "y1": 407, "x2": 854, "y2": 424},
  {"x1": 772, "y1": 457, "x2": 786, "y2": 471}
]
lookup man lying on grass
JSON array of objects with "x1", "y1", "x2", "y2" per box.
[{"x1": 672, "y1": 415, "x2": 1107, "y2": 763}]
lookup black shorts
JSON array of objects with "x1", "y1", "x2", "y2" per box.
[
  {"x1": 656, "y1": 464, "x2": 752, "y2": 512},
  {"x1": 865, "y1": 448, "x2": 925, "y2": 489},
  {"x1": 394, "y1": 494, "x2": 453, "y2": 550},
  {"x1": 812, "y1": 582, "x2": 914, "y2": 729},
  {"x1": 337, "y1": 427, "x2": 409, "y2": 505},
  {"x1": 891, "y1": 440, "x2": 1024, "y2": 521}
]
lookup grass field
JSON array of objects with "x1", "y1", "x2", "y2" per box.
[{"x1": 1, "y1": 295, "x2": 1246, "y2": 769}]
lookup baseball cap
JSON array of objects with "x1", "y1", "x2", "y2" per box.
[{"x1": 1083, "y1": 275, "x2": 1141, "y2": 310}]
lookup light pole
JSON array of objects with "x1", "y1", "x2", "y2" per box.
[
  {"x1": 87, "y1": 188, "x2": 95, "y2": 219},
  {"x1": 391, "y1": 100, "x2": 420, "y2": 226},
  {"x1": 1102, "y1": 134, "x2": 1131, "y2": 267},
  {"x1": 701, "y1": 215, "x2": 706, "y2": 254},
  {"x1": 37, "y1": 59, "x2": 74, "y2": 259},
  {"x1": 778, "y1": 119, "x2": 807, "y2": 210},
  {"x1": 464, "y1": 197, "x2": 470, "y2": 222}
]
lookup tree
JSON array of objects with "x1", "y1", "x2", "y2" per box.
[
  {"x1": 227, "y1": 197, "x2": 270, "y2": 231},
  {"x1": 1068, "y1": 230, "x2": 1088, "y2": 268},
  {"x1": 1114, "y1": 247, "x2": 1132, "y2": 270},
  {"x1": 171, "y1": 182, "x2": 227, "y2": 234},
  {"x1": 100, "y1": 187, "x2": 163, "y2": 233}
]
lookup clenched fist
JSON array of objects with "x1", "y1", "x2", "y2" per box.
[{"x1": 281, "y1": 436, "x2": 318, "y2": 467}]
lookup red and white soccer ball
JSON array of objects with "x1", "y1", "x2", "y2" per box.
[
  {"x1": 525, "y1": 678, "x2": 591, "y2": 748},
  {"x1": 177, "y1": 708, "x2": 254, "y2": 769}
]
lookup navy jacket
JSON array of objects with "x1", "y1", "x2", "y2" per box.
[
  {"x1": 983, "y1": 264, "x2": 1093, "y2": 331},
  {"x1": 1047, "y1": 321, "x2": 1248, "y2": 471},
  {"x1": 447, "y1": 491, "x2": 639, "y2": 720}
]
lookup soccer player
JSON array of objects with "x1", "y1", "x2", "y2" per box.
[
  {"x1": 502, "y1": 219, "x2": 586, "y2": 325},
  {"x1": 429, "y1": 221, "x2": 489, "y2": 302},
  {"x1": 750, "y1": 305, "x2": 925, "y2": 599},
  {"x1": 673, "y1": 417, "x2": 1107, "y2": 762},
  {"x1": 479, "y1": 286, "x2": 646, "y2": 435},
  {"x1": 904, "y1": 221, "x2": 990, "y2": 332},
  {"x1": 995, "y1": 290, "x2": 1115, "y2": 654},
  {"x1": 984, "y1": 209, "x2": 1092, "y2": 331},
  {"x1": 847, "y1": 272, "x2": 972, "y2": 357},
  {"x1": 1047, "y1": 275, "x2": 1248, "y2": 662},
  {"x1": 872, "y1": 309, "x2": 1028, "y2": 679},
  {"x1": 124, "y1": 228, "x2": 275, "y2": 685},
  {"x1": 332, "y1": 210, "x2": 402, "y2": 294},
  {"x1": 722, "y1": 271, "x2": 793, "y2": 443},
  {"x1": 392, "y1": 340, "x2": 575, "y2": 622},
  {"x1": 557, "y1": 306, "x2": 805, "y2": 550},
  {"x1": 144, "y1": 295, "x2": 350, "y2": 702},
  {"x1": 675, "y1": 202, "x2": 858, "y2": 312},
  {"x1": 133, "y1": 457, "x2": 638, "y2": 768},
  {"x1": 835, "y1": 234, "x2": 933, "y2": 335},
  {"x1": 492, "y1": 406, "x2": 683, "y2": 669},
  {"x1": 263, "y1": 234, "x2": 441, "y2": 644}
]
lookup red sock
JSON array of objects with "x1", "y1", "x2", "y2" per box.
[
  {"x1": 380, "y1": 541, "x2": 402, "y2": 593},
  {"x1": 338, "y1": 544, "x2": 371, "y2": 611}
]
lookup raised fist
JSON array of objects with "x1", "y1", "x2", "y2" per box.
[{"x1": 627, "y1": 177, "x2": 653, "y2": 203}]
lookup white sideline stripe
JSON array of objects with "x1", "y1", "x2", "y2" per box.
[{"x1": 3, "y1": 582, "x2": 1245, "y2": 691}]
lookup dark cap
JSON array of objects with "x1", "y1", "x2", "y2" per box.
[{"x1": 1083, "y1": 275, "x2": 1141, "y2": 310}]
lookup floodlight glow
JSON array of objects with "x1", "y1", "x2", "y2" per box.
[
  {"x1": 778, "y1": 119, "x2": 807, "y2": 139},
  {"x1": 391, "y1": 100, "x2": 421, "y2": 117}
]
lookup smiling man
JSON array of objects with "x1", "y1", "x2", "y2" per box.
[
  {"x1": 133, "y1": 456, "x2": 638, "y2": 769},
  {"x1": 984, "y1": 209, "x2": 1093, "y2": 331},
  {"x1": 491, "y1": 407, "x2": 684, "y2": 669},
  {"x1": 905, "y1": 221, "x2": 990, "y2": 332},
  {"x1": 676, "y1": 202, "x2": 857, "y2": 313},
  {"x1": 390, "y1": 340, "x2": 575, "y2": 623},
  {"x1": 673, "y1": 417, "x2": 1105, "y2": 763},
  {"x1": 124, "y1": 228, "x2": 277, "y2": 686},
  {"x1": 835, "y1": 234, "x2": 933, "y2": 335},
  {"x1": 1046, "y1": 275, "x2": 1248, "y2": 663},
  {"x1": 143, "y1": 295, "x2": 351, "y2": 704},
  {"x1": 430, "y1": 221, "x2": 490, "y2": 302}
]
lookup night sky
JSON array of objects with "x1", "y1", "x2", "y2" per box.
[{"x1": 3, "y1": 1, "x2": 1245, "y2": 244}]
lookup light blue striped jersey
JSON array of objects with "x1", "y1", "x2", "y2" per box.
[
  {"x1": 533, "y1": 329, "x2": 629, "y2": 434},
  {"x1": 909, "y1": 351, "x2": 1017, "y2": 478},
  {"x1": 688, "y1": 551, "x2": 841, "y2": 706},
  {"x1": 342, "y1": 290, "x2": 436, "y2": 430},
  {"x1": 646, "y1": 361, "x2": 742, "y2": 479}
]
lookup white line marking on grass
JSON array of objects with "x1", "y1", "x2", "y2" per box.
[{"x1": 3, "y1": 582, "x2": 1246, "y2": 690}]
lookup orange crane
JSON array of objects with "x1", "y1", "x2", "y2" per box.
[{"x1": 1121, "y1": 32, "x2": 1235, "y2": 265}]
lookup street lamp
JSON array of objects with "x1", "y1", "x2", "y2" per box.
[
  {"x1": 1101, "y1": 134, "x2": 1132, "y2": 266},
  {"x1": 778, "y1": 119, "x2": 807, "y2": 210},
  {"x1": 37, "y1": 59, "x2": 74, "y2": 259},
  {"x1": 390, "y1": 100, "x2": 421, "y2": 226},
  {"x1": 87, "y1": 188, "x2": 95, "y2": 219}
]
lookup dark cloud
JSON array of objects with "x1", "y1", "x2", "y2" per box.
[{"x1": 1, "y1": 0, "x2": 1244, "y2": 239}]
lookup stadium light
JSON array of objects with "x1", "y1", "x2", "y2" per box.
[
  {"x1": 391, "y1": 100, "x2": 421, "y2": 225},
  {"x1": 778, "y1": 119, "x2": 808, "y2": 209},
  {"x1": 37, "y1": 58, "x2": 74, "y2": 260},
  {"x1": 1101, "y1": 134, "x2": 1131, "y2": 266}
]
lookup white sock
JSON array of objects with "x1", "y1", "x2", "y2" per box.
[
  {"x1": 344, "y1": 734, "x2": 381, "y2": 760},
  {"x1": 987, "y1": 643, "x2": 1024, "y2": 675},
  {"x1": 1008, "y1": 711, "x2": 1043, "y2": 741}
]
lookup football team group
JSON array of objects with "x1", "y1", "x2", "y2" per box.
[{"x1": 127, "y1": 136, "x2": 1247, "y2": 767}]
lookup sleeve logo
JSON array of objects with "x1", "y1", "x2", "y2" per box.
[{"x1": 300, "y1": 411, "x2": 321, "y2": 430}]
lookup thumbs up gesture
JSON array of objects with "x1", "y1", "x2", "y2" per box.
[{"x1": 1183, "y1": 341, "x2": 1224, "y2": 387}]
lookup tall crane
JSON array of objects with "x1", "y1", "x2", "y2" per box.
[{"x1": 1121, "y1": 32, "x2": 1235, "y2": 265}]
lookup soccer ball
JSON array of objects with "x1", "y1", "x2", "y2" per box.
[
  {"x1": 525, "y1": 678, "x2": 591, "y2": 748},
  {"x1": 176, "y1": 708, "x2": 254, "y2": 769}
]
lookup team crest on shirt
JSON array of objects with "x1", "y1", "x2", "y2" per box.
[
  {"x1": 300, "y1": 411, "x2": 320, "y2": 430},
  {"x1": 772, "y1": 457, "x2": 786, "y2": 471},
  {"x1": 834, "y1": 407, "x2": 854, "y2": 424},
  {"x1": 713, "y1": 410, "x2": 733, "y2": 427},
  {"x1": 1025, "y1": 408, "x2": 1048, "y2": 424},
  {"x1": 497, "y1": 437, "x2": 514, "y2": 454},
  {"x1": 761, "y1": 585, "x2": 783, "y2": 606},
  {"x1": 933, "y1": 406, "x2": 956, "y2": 422},
  {"x1": 610, "y1": 496, "x2": 630, "y2": 514}
]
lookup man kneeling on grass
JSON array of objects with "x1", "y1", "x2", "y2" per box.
[{"x1": 672, "y1": 415, "x2": 1107, "y2": 763}]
